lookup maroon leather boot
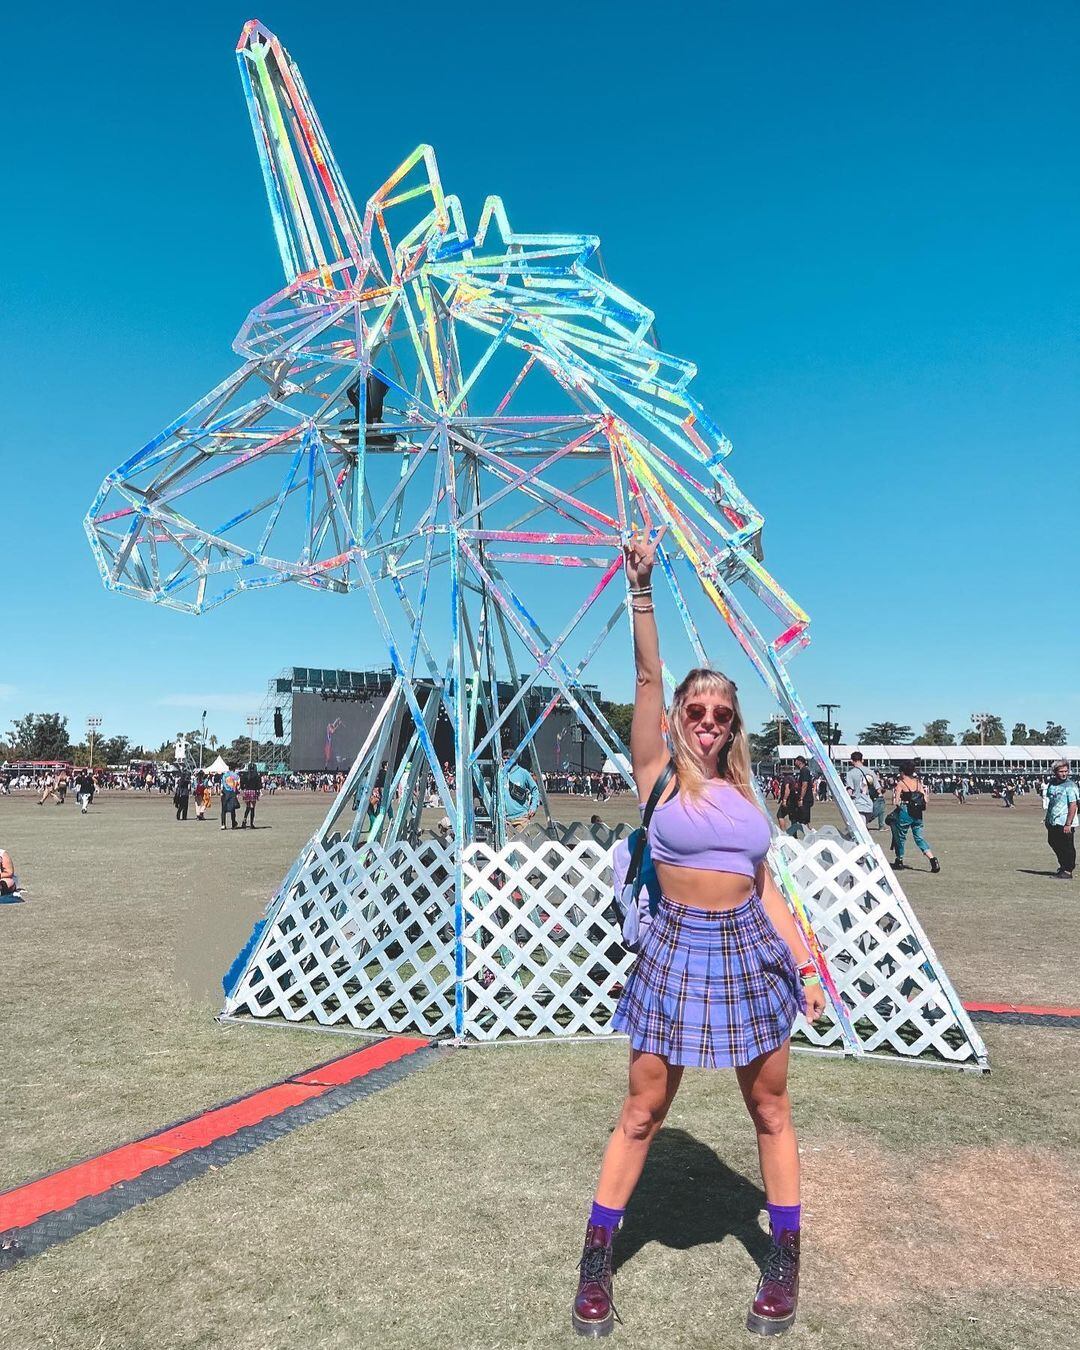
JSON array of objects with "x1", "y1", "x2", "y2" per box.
[
  {"x1": 746, "y1": 1229, "x2": 800, "y2": 1336},
  {"x1": 572, "y1": 1222, "x2": 616, "y2": 1337}
]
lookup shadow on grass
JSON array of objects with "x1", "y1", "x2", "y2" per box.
[
  {"x1": 613, "y1": 1128, "x2": 768, "y2": 1272},
  {"x1": 1016, "y1": 868, "x2": 1060, "y2": 877}
]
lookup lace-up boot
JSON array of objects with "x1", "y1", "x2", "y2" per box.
[
  {"x1": 746, "y1": 1229, "x2": 800, "y2": 1336},
  {"x1": 572, "y1": 1222, "x2": 616, "y2": 1337}
]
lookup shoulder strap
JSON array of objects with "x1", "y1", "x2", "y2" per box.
[{"x1": 625, "y1": 760, "x2": 676, "y2": 894}]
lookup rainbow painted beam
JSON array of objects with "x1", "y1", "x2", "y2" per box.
[{"x1": 85, "y1": 21, "x2": 988, "y2": 1067}]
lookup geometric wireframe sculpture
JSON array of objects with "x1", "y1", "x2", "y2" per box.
[{"x1": 86, "y1": 21, "x2": 988, "y2": 1069}]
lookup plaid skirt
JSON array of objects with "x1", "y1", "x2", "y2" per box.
[{"x1": 611, "y1": 893, "x2": 802, "y2": 1069}]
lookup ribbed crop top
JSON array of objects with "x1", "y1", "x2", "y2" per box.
[{"x1": 643, "y1": 780, "x2": 771, "y2": 878}]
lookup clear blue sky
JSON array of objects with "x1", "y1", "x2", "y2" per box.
[{"x1": 2, "y1": 1, "x2": 1077, "y2": 750}]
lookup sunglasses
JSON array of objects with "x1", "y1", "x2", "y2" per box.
[{"x1": 683, "y1": 703, "x2": 735, "y2": 726}]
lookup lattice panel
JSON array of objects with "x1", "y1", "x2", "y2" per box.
[
  {"x1": 461, "y1": 839, "x2": 634, "y2": 1041},
  {"x1": 225, "y1": 827, "x2": 985, "y2": 1068},
  {"x1": 774, "y1": 828, "x2": 982, "y2": 1064},
  {"x1": 226, "y1": 833, "x2": 458, "y2": 1036}
]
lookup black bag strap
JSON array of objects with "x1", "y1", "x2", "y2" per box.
[{"x1": 625, "y1": 760, "x2": 677, "y2": 895}]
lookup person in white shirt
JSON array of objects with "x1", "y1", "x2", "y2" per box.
[{"x1": 845, "y1": 752, "x2": 881, "y2": 829}]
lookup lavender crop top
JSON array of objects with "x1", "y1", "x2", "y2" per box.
[{"x1": 643, "y1": 780, "x2": 771, "y2": 878}]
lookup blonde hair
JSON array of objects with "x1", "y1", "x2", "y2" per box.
[{"x1": 668, "y1": 668, "x2": 757, "y2": 808}]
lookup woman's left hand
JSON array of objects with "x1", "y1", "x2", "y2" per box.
[{"x1": 803, "y1": 981, "x2": 827, "y2": 1022}]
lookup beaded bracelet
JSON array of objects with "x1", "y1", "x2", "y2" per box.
[{"x1": 631, "y1": 604, "x2": 655, "y2": 614}]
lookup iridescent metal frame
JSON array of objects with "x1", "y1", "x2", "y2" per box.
[{"x1": 86, "y1": 21, "x2": 988, "y2": 1067}]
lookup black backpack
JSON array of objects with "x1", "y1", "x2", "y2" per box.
[{"x1": 904, "y1": 789, "x2": 927, "y2": 819}]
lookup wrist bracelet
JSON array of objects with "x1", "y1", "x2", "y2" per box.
[
  {"x1": 628, "y1": 587, "x2": 653, "y2": 596},
  {"x1": 631, "y1": 604, "x2": 655, "y2": 614},
  {"x1": 800, "y1": 971, "x2": 822, "y2": 986},
  {"x1": 797, "y1": 960, "x2": 816, "y2": 976}
]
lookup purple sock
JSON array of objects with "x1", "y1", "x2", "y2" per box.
[
  {"x1": 766, "y1": 1202, "x2": 801, "y2": 1239},
  {"x1": 589, "y1": 1200, "x2": 625, "y2": 1233}
]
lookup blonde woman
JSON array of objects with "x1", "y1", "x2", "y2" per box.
[{"x1": 572, "y1": 527, "x2": 826, "y2": 1339}]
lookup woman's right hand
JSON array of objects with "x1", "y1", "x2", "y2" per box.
[{"x1": 624, "y1": 525, "x2": 666, "y2": 587}]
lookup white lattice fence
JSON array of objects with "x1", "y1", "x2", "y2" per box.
[
  {"x1": 461, "y1": 838, "x2": 634, "y2": 1040},
  {"x1": 224, "y1": 825, "x2": 986, "y2": 1067},
  {"x1": 226, "y1": 833, "x2": 459, "y2": 1035},
  {"x1": 774, "y1": 827, "x2": 984, "y2": 1064}
]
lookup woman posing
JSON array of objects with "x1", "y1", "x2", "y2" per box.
[
  {"x1": 572, "y1": 527, "x2": 826, "y2": 1339},
  {"x1": 889, "y1": 760, "x2": 941, "y2": 873}
]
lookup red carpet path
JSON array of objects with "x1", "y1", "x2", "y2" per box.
[
  {"x1": 1, "y1": 1006, "x2": 1076, "y2": 1267},
  {"x1": 0, "y1": 1035, "x2": 432, "y2": 1247}
]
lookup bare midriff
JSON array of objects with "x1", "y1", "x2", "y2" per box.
[{"x1": 653, "y1": 862, "x2": 755, "y2": 911}]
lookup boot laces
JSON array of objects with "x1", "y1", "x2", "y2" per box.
[
  {"x1": 579, "y1": 1244, "x2": 611, "y2": 1285},
  {"x1": 764, "y1": 1239, "x2": 798, "y2": 1290}
]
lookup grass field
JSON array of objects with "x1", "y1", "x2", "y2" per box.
[{"x1": 1, "y1": 788, "x2": 1077, "y2": 1349}]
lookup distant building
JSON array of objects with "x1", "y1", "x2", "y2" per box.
[{"x1": 776, "y1": 744, "x2": 1077, "y2": 776}]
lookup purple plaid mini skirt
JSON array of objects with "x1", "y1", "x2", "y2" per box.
[{"x1": 611, "y1": 893, "x2": 802, "y2": 1069}]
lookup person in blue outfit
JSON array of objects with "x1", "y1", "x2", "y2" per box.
[{"x1": 1044, "y1": 759, "x2": 1078, "y2": 879}]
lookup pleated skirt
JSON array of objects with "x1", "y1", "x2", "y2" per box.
[{"x1": 611, "y1": 893, "x2": 802, "y2": 1069}]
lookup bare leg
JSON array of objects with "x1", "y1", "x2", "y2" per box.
[
  {"x1": 735, "y1": 1041, "x2": 799, "y2": 1205},
  {"x1": 593, "y1": 1049, "x2": 683, "y2": 1208}
]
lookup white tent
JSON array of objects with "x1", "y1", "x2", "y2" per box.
[
  {"x1": 204, "y1": 754, "x2": 231, "y2": 775},
  {"x1": 602, "y1": 754, "x2": 631, "y2": 775}
]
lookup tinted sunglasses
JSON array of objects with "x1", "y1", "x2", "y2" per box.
[{"x1": 683, "y1": 703, "x2": 735, "y2": 726}]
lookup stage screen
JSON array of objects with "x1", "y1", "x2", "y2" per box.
[{"x1": 290, "y1": 692, "x2": 380, "y2": 772}]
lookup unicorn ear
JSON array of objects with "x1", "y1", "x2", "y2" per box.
[{"x1": 236, "y1": 20, "x2": 365, "y2": 284}]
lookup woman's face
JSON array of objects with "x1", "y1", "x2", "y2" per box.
[{"x1": 679, "y1": 692, "x2": 735, "y2": 769}]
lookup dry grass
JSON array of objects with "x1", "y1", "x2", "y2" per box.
[{"x1": 0, "y1": 788, "x2": 1076, "y2": 1349}]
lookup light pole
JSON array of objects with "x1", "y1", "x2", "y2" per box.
[
  {"x1": 86, "y1": 716, "x2": 102, "y2": 770},
  {"x1": 971, "y1": 712, "x2": 991, "y2": 746},
  {"x1": 818, "y1": 703, "x2": 841, "y2": 764},
  {"x1": 246, "y1": 716, "x2": 258, "y2": 765},
  {"x1": 199, "y1": 709, "x2": 207, "y2": 771}
]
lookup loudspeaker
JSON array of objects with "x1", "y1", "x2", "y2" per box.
[{"x1": 273, "y1": 708, "x2": 284, "y2": 738}]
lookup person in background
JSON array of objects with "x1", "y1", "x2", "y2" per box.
[
  {"x1": 239, "y1": 762, "x2": 263, "y2": 829},
  {"x1": 220, "y1": 767, "x2": 240, "y2": 830},
  {"x1": 0, "y1": 843, "x2": 19, "y2": 896},
  {"x1": 845, "y1": 751, "x2": 881, "y2": 829},
  {"x1": 75, "y1": 767, "x2": 95, "y2": 815},
  {"x1": 173, "y1": 769, "x2": 191, "y2": 822},
  {"x1": 1044, "y1": 759, "x2": 1078, "y2": 880},
  {"x1": 784, "y1": 756, "x2": 814, "y2": 838},
  {"x1": 193, "y1": 773, "x2": 210, "y2": 821},
  {"x1": 890, "y1": 760, "x2": 941, "y2": 873}
]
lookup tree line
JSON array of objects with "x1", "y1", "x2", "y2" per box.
[
  {"x1": 599, "y1": 704, "x2": 1068, "y2": 756},
  {"x1": 1, "y1": 713, "x2": 275, "y2": 770}
]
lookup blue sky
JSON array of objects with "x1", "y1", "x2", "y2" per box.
[{"x1": 2, "y1": 1, "x2": 1077, "y2": 750}]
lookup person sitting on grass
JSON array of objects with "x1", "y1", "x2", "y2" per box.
[{"x1": 0, "y1": 844, "x2": 19, "y2": 896}]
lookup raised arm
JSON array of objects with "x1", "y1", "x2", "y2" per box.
[{"x1": 625, "y1": 526, "x2": 669, "y2": 802}]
